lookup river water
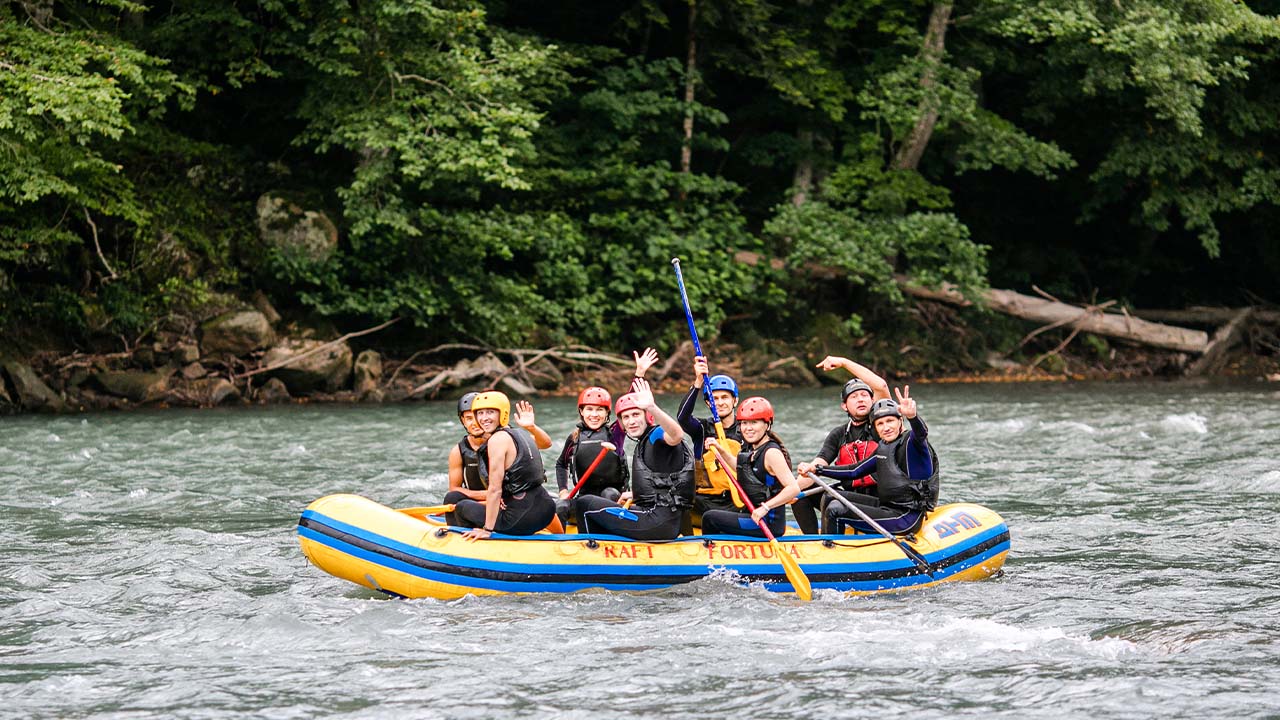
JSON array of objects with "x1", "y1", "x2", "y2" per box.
[{"x1": 2, "y1": 381, "x2": 1278, "y2": 719}]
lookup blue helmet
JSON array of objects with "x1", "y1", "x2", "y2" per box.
[{"x1": 707, "y1": 374, "x2": 738, "y2": 399}]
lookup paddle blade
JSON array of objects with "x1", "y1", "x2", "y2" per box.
[
  {"x1": 771, "y1": 538, "x2": 812, "y2": 601},
  {"x1": 396, "y1": 504, "x2": 455, "y2": 517}
]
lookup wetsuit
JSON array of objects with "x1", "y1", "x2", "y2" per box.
[
  {"x1": 791, "y1": 418, "x2": 879, "y2": 534},
  {"x1": 453, "y1": 426, "x2": 556, "y2": 535},
  {"x1": 676, "y1": 386, "x2": 744, "y2": 518},
  {"x1": 553, "y1": 422, "x2": 629, "y2": 523},
  {"x1": 573, "y1": 425, "x2": 694, "y2": 541},
  {"x1": 817, "y1": 415, "x2": 938, "y2": 535},
  {"x1": 700, "y1": 439, "x2": 788, "y2": 538},
  {"x1": 444, "y1": 435, "x2": 487, "y2": 526}
]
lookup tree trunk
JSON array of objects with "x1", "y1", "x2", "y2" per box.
[
  {"x1": 792, "y1": 129, "x2": 814, "y2": 207},
  {"x1": 1186, "y1": 308, "x2": 1253, "y2": 375},
  {"x1": 680, "y1": 0, "x2": 698, "y2": 178},
  {"x1": 892, "y1": 3, "x2": 953, "y2": 171},
  {"x1": 1133, "y1": 307, "x2": 1280, "y2": 326}
]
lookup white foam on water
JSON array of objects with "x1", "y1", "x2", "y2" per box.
[
  {"x1": 127, "y1": 487, "x2": 149, "y2": 498},
  {"x1": 46, "y1": 433, "x2": 61, "y2": 442},
  {"x1": 1159, "y1": 413, "x2": 1208, "y2": 434},
  {"x1": 1040, "y1": 420, "x2": 1098, "y2": 434}
]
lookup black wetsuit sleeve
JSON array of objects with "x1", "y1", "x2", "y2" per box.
[
  {"x1": 904, "y1": 415, "x2": 933, "y2": 479},
  {"x1": 816, "y1": 456, "x2": 877, "y2": 480},
  {"x1": 815, "y1": 424, "x2": 845, "y2": 463},
  {"x1": 677, "y1": 386, "x2": 707, "y2": 448},
  {"x1": 554, "y1": 436, "x2": 574, "y2": 491}
]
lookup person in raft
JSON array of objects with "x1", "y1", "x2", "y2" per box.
[
  {"x1": 573, "y1": 378, "x2": 694, "y2": 541},
  {"x1": 700, "y1": 397, "x2": 802, "y2": 538},
  {"x1": 553, "y1": 349, "x2": 661, "y2": 523},
  {"x1": 443, "y1": 391, "x2": 486, "y2": 527},
  {"x1": 458, "y1": 391, "x2": 557, "y2": 539},
  {"x1": 813, "y1": 386, "x2": 939, "y2": 536},
  {"x1": 443, "y1": 392, "x2": 553, "y2": 526},
  {"x1": 676, "y1": 355, "x2": 744, "y2": 520},
  {"x1": 791, "y1": 355, "x2": 891, "y2": 534}
]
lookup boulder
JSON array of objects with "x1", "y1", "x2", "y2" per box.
[
  {"x1": 201, "y1": 310, "x2": 275, "y2": 358},
  {"x1": 180, "y1": 362, "x2": 208, "y2": 380},
  {"x1": 758, "y1": 356, "x2": 821, "y2": 388},
  {"x1": 166, "y1": 377, "x2": 240, "y2": 407},
  {"x1": 256, "y1": 194, "x2": 339, "y2": 262},
  {"x1": 92, "y1": 371, "x2": 171, "y2": 403},
  {"x1": 256, "y1": 377, "x2": 292, "y2": 404},
  {"x1": 2, "y1": 362, "x2": 65, "y2": 412},
  {"x1": 353, "y1": 350, "x2": 382, "y2": 397},
  {"x1": 172, "y1": 342, "x2": 200, "y2": 365},
  {"x1": 263, "y1": 338, "x2": 353, "y2": 394}
]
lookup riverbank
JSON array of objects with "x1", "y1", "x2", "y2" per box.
[{"x1": 3, "y1": 299, "x2": 1277, "y2": 415}]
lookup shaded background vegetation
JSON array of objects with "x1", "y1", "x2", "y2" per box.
[{"x1": 3, "y1": 0, "x2": 1277, "y2": 362}]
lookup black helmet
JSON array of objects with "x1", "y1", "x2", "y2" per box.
[
  {"x1": 457, "y1": 392, "x2": 479, "y2": 420},
  {"x1": 842, "y1": 379, "x2": 873, "y2": 402},
  {"x1": 869, "y1": 398, "x2": 901, "y2": 421}
]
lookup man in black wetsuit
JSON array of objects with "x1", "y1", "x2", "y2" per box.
[
  {"x1": 792, "y1": 355, "x2": 890, "y2": 534},
  {"x1": 574, "y1": 378, "x2": 694, "y2": 541}
]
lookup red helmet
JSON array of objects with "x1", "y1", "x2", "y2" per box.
[
  {"x1": 736, "y1": 396, "x2": 774, "y2": 423},
  {"x1": 614, "y1": 393, "x2": 655, "y2": 425},
  {"x1": 577, "y1": 386, "x2": 612, "y2": 411}
]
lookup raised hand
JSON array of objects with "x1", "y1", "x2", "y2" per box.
[
  {"x1": 513, "y1": 400, "x2": 536, "y2": 427},
  {"x1": 815, "y1": 355, "x2": 850, "y2": 372},
  {"x1": 692, "y1": 355, "x2": 709, "y2": 380},
  {"x1": 633, "y1": 347, "x2": 660, "y2": 377},
  {"x1": 894, "y1": 385, "x2": 917, "y2": 419},
  {"x1": 630, "y1": 377, "x2": 656, "y2": 409}
]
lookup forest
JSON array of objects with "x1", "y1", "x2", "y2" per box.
[{"x1": 3, "y1": 0, "x2": 1279, "y2": 389}]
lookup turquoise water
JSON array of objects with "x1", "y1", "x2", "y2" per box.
[{"x1": 2, "y1": 381, "x2": 1279, "y2": 718}]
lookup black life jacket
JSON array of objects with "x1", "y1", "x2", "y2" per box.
[
  {"x1": 736, "y1": 439, "x2": 783, "y2": 512},
  {"x1": 457, "y1": 436, "x2": 486, "y2": 491},
  {"x1": 566, "y1": 424, "x2": 627, "y2": 492},
  {"x1": 477, "y1": 426, "x2": 546, "y2": 496},
  {"x1": 630, "y1": 426, "x2": 695, "y2": 511},
  {"x1": 871, "y1": 431, "x2": 939, "y2": 512}
]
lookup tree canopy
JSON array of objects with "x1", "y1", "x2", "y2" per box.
[{"x1": 2, "y1": 0, "x2": 1277, "y2": 351}]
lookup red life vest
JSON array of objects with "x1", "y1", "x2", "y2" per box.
[{"x1": 836, "y1": 439, "x2": 878, "y2": 488}]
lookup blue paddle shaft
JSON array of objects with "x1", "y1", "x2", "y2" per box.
[{"x1": 671, "y1": 257, "x2": 724, "y2": 426}]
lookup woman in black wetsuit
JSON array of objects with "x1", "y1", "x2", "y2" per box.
[
  {"x1": 814, "y1": 386, "x2": 939, "y2": 536},
  {"x1": 700, "y1": 397, "x2": 801, "y2": 538},
  {"x1": 456, "y1": 391, "x2": 557, "y2": 539}
]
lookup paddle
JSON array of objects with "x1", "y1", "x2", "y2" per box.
[
  {"x1": 396, "y1": 503, "x2": 455, "y2": 518},
  {"x1": 708, "y1": 444, "x2": 813, "y2": 601},
  {"x1": 564, "y1": 446, "x2": 612, "y2": 501},
  {"x1": 671, "y1": 257, "x2": 744, "y2": 507},
  {"x1": 801, "y1": 471, "x2": 934, "y2": 576}
]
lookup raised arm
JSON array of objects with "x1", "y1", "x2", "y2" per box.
[
  {"x1": 631, "y1": 378, "x2": 684, "y2": 446},
  {"x1": 512, "y1": 400, "x2": 553, "y2": 449},
  {"x1": 816, "y1": 355, "x2": 890, "y2": 401}
]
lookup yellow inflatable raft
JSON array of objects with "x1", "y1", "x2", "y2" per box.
[{"x1": 297, "y1": 494, "x2": 1009, "y2": 599}]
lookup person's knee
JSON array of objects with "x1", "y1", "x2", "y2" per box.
[{"x1": 600, "y1": 487, "x2": 621, "y2": 502}]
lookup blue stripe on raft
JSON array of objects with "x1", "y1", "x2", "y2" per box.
[
  {"x1": 301, "y1": 510, "x2": 709, "y2": 579},
  {"x1": 300, "y1": 508, "x2": 1008, "y2": 595},
  {"x1": 299, "y1": 525, "x2": 693, "y2": 594}
]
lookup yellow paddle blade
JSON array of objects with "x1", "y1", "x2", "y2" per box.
[
  {"x1": 771, "y1": 538, "x2": 812, "y2": 601},
  {"x1": 395, "y1": 504, "x2": 455, "y2": 518}
]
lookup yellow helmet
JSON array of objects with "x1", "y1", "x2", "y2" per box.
[{"x1": 471, "y1": 391, "x2": 510, "y2": 427}]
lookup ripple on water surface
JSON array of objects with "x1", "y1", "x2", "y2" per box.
[{"x1": 2, "y1": 383, "x2": 1279, "y2": 719}]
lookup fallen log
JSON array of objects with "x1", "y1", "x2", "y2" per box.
[
  {"x1": 895, "y1": 279, "x2": 1209, "y2": 353},
  {"x1": 734, "y1": 249, "x2": 1210, "y2": 354},
  {"x1": 1186, "y1": 308, "x2": 1253, "y2": 376},
  {"x1": 1133, "y1": 307, "x2": 1280, "y2": 327}
]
